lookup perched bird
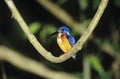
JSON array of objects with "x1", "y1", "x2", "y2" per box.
[{"x1": 57, "y1": 26, "x2": 76, "y2": 59}]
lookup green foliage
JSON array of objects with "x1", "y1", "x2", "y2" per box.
[
  {"x1": 88, "y1": 55, "x2": 105, "y2": 76},
  {"x1": 110, "y1": 40, "x2": 120, "y2": 53},
  {"x1": 79, "y1": 0, "x2": 101, "y2": 10},
  {"x1": 92, "y1": 0, "x2": 101, "y2": 9},
  {"x1": 29, "y1": 22, "x2": 41, "y2": 34},
  {"x1": 39, "y1": 24, "x2": 57, "y2": 45},
  {"x1": 79, "y1": 0, "x2": 88, "y2": 10},
  {"x1": 83, "y1": 19, "x2": 91, "y2": 28},
  {"x1": 56, "y1": 0, "x2": 68, "y2": 6},
  {"x1": 114, "y1": 0, "x2": 120, "y2": 6}
]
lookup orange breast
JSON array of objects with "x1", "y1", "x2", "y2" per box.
[{"x1": 57, "y1": 35, "x2": 72, "y2": 53}]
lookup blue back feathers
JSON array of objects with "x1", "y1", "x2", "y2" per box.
[{"x1": 67, "y1": 35, "x2": 75, "y2": 45}]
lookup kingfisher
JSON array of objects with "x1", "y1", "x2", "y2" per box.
[{"x1": 57, "y1": 26, "x2": 76, "y2": 59}]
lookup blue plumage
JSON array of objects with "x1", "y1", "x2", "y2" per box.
[
  {"x1": 67, "y1": 35, "x2": 75, "y2": 46},
  {"x1": 58, "y1": 26, "x2": 71, "y2": 33}
]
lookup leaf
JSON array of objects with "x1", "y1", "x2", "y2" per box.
[
  {"x1": 92, "y1": 0, "x2": 101, "y2": 9},
  {"x1": 79, "y1": 0, "x2": 88, "y2": 10},
  {"x1": 56, "y1": 0, "x2": 68, "y2": 6},
  {"x1": 39, "y1": 24, "x2": 57, "y2": 45},
  {"x1": 88, "y1": 55, "x2": 105, "y2": 76},
  {"x1": 29, "y1": 22, "x2": 41, "y2": 34},
  {"x1": 83, "y1": 19, "x2": 91, "y2": 28}
]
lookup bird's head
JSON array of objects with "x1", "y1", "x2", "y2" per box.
[
  {"x1": 48, "y1": 26, "x2": 71, "y2": 38},
  {"x1": 57, "y1": 26, "x2": 71, "y2": 35}
]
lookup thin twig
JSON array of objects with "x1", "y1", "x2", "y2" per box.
[
  {"x1": 0, "y1": 60, "x2": 7, "y2": 79},
  {"x1": 0, "y1": 45, "x2": 79, "y2": 79},
  {"x1": 83, "y1": 56, "x2": 91, "y2": 79},
  {"x1": 4, "y1": 0, "x2": 109, "y2": 63}
]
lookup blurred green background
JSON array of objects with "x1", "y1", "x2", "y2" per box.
[{"x1": 0, "y1": 0, "x2": 120, "y2": 79}]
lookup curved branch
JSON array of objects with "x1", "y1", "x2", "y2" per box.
[
  {"x1": 0, "y1": 45, "x2": 79, "y2": 79},
  {"x1": 4, "y1": 0, "x2": 109, "y2": 63}
]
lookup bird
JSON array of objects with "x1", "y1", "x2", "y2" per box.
[{"x1": 57, "y1": 26, "x2": 76, "y2": 59}]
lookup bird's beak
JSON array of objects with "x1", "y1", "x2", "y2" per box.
[
  {"x1": 48, "y1": 31, "x2": 58, "y2": 37},
  {"x1": 48, "y1": 30, "x2": 62, "y2": 38}
]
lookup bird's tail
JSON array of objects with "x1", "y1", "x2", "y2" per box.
[{"x1": 72, "y1": 54, "x2": 76, "y2": 60}]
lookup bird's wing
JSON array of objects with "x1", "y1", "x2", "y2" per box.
[{"x1": 67, "y1": 35, "x2": 75, "y2": 46}]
